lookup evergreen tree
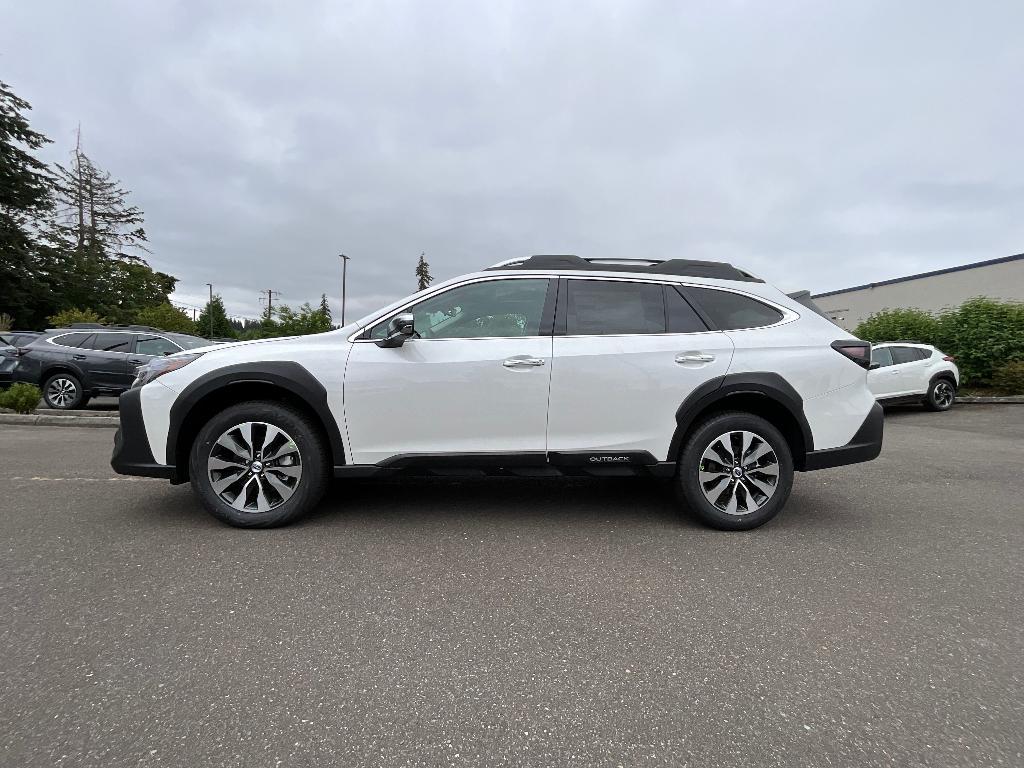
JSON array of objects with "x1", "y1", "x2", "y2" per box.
[
  {"x1": 0, "y1": 80, "x2": 56, "y2": 329},
  {"x1": 318, "y1": 293, "x2": 332, "y2": 325},
  {"x1": 415, "y1": 252, "x2": 433, "y2": 291},
  {"x1": 196, "y1": 295, "x2": 235, "y2": 339},
  {"x1": 49, "y1": 131, "x2": 148, "y2": 260}
]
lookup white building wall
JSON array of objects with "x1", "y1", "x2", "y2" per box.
[{"x1": 813, "y1": 257, "x2": 1024, "y2": 331}]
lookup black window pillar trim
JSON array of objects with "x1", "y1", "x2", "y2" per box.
[{"x1": 675, "y1": 285, "x2": 719, "y2": 330}]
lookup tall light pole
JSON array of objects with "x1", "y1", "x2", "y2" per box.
[
  {"x1": 206, "y1": 283, "x2": 214, "y2": 338},
  {"x1": 339, "y1": 253, "x2": 351, "y2": 325}
]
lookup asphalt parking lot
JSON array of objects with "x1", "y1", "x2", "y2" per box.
[{"x1": 1, "y1": 406, "x2": 1022, "y2": 767}]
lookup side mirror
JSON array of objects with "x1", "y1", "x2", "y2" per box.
[
  {"x1": 376, "y1": 313, "x2": 416, "y2": 348},
  {"x1": 869, "y1": 361, "x2": 881, "y2": 370}
]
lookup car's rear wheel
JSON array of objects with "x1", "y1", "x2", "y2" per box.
[
  {"x1": 677, "y1": 411, "x2": 794, "y2": 530},
  {"x1": 189, "y1": 401, "x2": 330, "y2": 528},
  {"x1": 42, "y1": 372, "x2": 85, "y2": 410},
  {"x1": 924, "y1": 378, "x2": 956, "y2": 411}
]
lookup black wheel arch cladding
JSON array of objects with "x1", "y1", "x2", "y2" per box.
[
  {"x1": 167, "y1": 361, "x2": 346, "y2": 471},
  {"x1": 667, "y1": 372, "x2": 814, "y2": 467}
]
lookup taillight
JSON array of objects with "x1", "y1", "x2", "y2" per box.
[
  {"x1": 831, "y1": 340, "x2": 872, "y2": 369},
  {"x1": 943, "y1": 355, "x2": 955, "y2": 362}
]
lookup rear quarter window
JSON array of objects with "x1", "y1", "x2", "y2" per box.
[
  {"x1": 49, "y1": 332, "x2": 93, "y2": 348},
  {"x1": 687, "y1": 287, "x2": 783, "y2": 330}
]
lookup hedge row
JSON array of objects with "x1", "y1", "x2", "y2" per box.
[{"x1": 853, "y1": 298, "x2": 1024, "y2": 387}]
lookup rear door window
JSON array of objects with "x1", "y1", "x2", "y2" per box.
[
  {"x1": 87, "y1": 333, "x2": 133, "y2": 353},
  {"x1": 890, "y1": 346, "x2": 924, "y2": 365},
  {"x1": 565, "y1": 280, "x2": 666, "y2": 335},
  {"x1": 686, "y1": 287, "x2": 784, "y2": 330}
]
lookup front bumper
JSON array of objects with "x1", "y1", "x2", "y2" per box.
[
  {"x1": 110, "y1": 387, "x2": 177, "y2": 480},
  {"x1": 802, "y1": 401, "x2": 884, "y2": 471}
]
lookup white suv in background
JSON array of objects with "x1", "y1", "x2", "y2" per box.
[
  {"x1": 868, "y1": 343, "x2": 959, "y2": 411},
  {"x1": 111, "y1": 255, "x2": 883, "y2": 531}
]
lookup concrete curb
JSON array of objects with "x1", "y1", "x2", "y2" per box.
[
  {"x1": 0, "y1": 413, "x2": 119, "y2": 428},
  {"x1": 956, "y1": 396, "x2": 1024, "y2": 404}
]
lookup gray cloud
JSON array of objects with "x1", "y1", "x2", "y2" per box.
[{"x1": 4, "y1": 0, "x2": 1022, "y2": 320}]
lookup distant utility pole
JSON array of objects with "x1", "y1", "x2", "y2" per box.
[
  {"x1": 339, "y1": 253, "x2": 351, "y2": 325},
  {"x1": 206, "y1": 283, "x2": 214, "y2": 338},
  {"x1": 260, "y1": 289, "x2": 281, "y2": 321}
]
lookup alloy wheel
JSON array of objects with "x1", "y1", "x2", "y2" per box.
[
  {"x1": 46, "y1": 377, "x2": 78, "y2": 408},
  {"x1": 933, "y1": 381, "x2": 955, "y2": 408},
  {"x1": 207, "y1": 421, "x2": 303, "y2": 512},
  {"x1": 698, "y1": 430, "x2": 780, "y2": 516}
]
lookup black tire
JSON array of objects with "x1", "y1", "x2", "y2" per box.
[
  {"x1": 676, "y1": 411, "x2": 794, "y2": 531},
  {"x1": 924, "y1": 378, "x2": 956, "y2": 411},
  {"x1": 189, "y1": 400, "x2": 330, "y2": 528},
  {"x1": 42, "y1": 372, "x2": 86, "y2": 410}
]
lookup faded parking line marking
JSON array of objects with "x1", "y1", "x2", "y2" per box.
[{"x1": 10, "y1": 476, "x2": 163, "y2": 482}]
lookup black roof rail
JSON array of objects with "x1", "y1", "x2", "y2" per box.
[
  {"x1": 489, "y1": 254, "x2": 762, "y2": 282},
  {"x1": 60, "y1": 323, "x2": 163, "y2": 332}
]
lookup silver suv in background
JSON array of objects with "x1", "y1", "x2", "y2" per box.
[
  {"x1": 868, "y1": 343, "x2": 959, "y2": 411},
  {"x1": 13, "y1": 325, "x2": 209, "y2": 409}
]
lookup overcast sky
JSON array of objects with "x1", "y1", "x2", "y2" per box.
[{"x1": 4, "y1": 1, "x2": 1022, "y2": 322}]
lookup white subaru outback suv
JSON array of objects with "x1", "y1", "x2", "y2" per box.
[{"x1": 111, "y1": 256, "x2": 883, "y2": 531}]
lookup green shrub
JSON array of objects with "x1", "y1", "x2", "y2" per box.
[
  {"x1": 0, "y1": 383, "x2": 41, "y2": 414},
  {"x1": 854, "y1": 308, "x2": 940, "y2": 346},
  {"x1": 935, "y1": 298, "x2": 1024, "y2": 385},
  {"x1": 47, "y1": 307, "x2": 105, "y2": 327},
  {"x1": 992, "y1": 360, "x2": 1024, "y2": 395},
  {"x1": 856, "y1": 298, "x2": 1024, "y2": 385}
]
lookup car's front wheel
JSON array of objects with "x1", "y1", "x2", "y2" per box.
[
  {"x1": 189, "y1": 401, "x2": 330, "y2": 528},
  {"x1": 677, "y1": 411, "x2": 794, "y2": 531},
  {"x1": 43, "y1": 372, "x2": 86, "y2": 410},
  {"x1": 924, "y1": 378, "x2": 956, "y2": 411}
]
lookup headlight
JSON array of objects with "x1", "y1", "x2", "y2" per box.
[{"x1": 132, "y1": 352, "x2": 204, "y2": 388}]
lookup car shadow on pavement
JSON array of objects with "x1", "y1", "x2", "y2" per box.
[
  {"x1": 307, "y1": 476, "x2": 697, "y2": 529},
  {"x1": 139, "y1": 475, "x2": 864, "y2": 533}
]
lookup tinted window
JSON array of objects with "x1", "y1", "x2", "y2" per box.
[
  {"x1": 890, "y1": 346, "x2": 926, "y2": 365},
  {"x1": 135, "y1": 335, "x2": 181, "y2": 357},
  {"x1": 871, "y1": 347, "x2": 894, "y2": 367},
  {"x1": 566, "y1": 280, "x2": 665, "y2": 335},
  {"x1": 371, "y1": 279, "x2": 550, "y2": 340},
  {"x1": 688, "y1": 287, "x2": 783, "y2": 330},
  {"x1": 666, "y1": 287, "x2": 708, "y2": 333},
  {"x1": 88, "y1": 333, "x2": 133, "y2": 353},
  {"x1": 50, "y1": 332, "x2": 93, "y2": 349}
]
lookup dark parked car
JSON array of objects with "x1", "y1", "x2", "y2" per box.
[
  {"x1": 0, "y1": 330, "x2": 43, "y2": 348},
  {"x1": 1, "y1": 332, "x2": 42, "y2": 387},
  {"x1": 13, "y1": 325, "x2": 210, "y2": 409}
]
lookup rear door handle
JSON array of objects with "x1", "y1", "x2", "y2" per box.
[
  {"x1": 130, "y1": 359, "x2": 146, "y2": 365},
  {"x1": 502, "y1": 356, "x2": 546, "y2": 368},
  {"x1": 675, "y1": 353, "x2": 715, "y2": 364},
  {"x1": 73, "y1": 354, "x2": 87, "y2": 360}
]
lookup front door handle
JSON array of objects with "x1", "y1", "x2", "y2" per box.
[
  {"x1": 73, "y1": 354, "x2": 87, "y2": 360},
  {"x1": 675, "y1": 353, "x2": 715, "y2": 364},
  {"x1": 130, "y1": 359, "x2": 146, "y2": 365},
  {"x1": 502, "y1": 356, "x2": 546, "y2": 368}
]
